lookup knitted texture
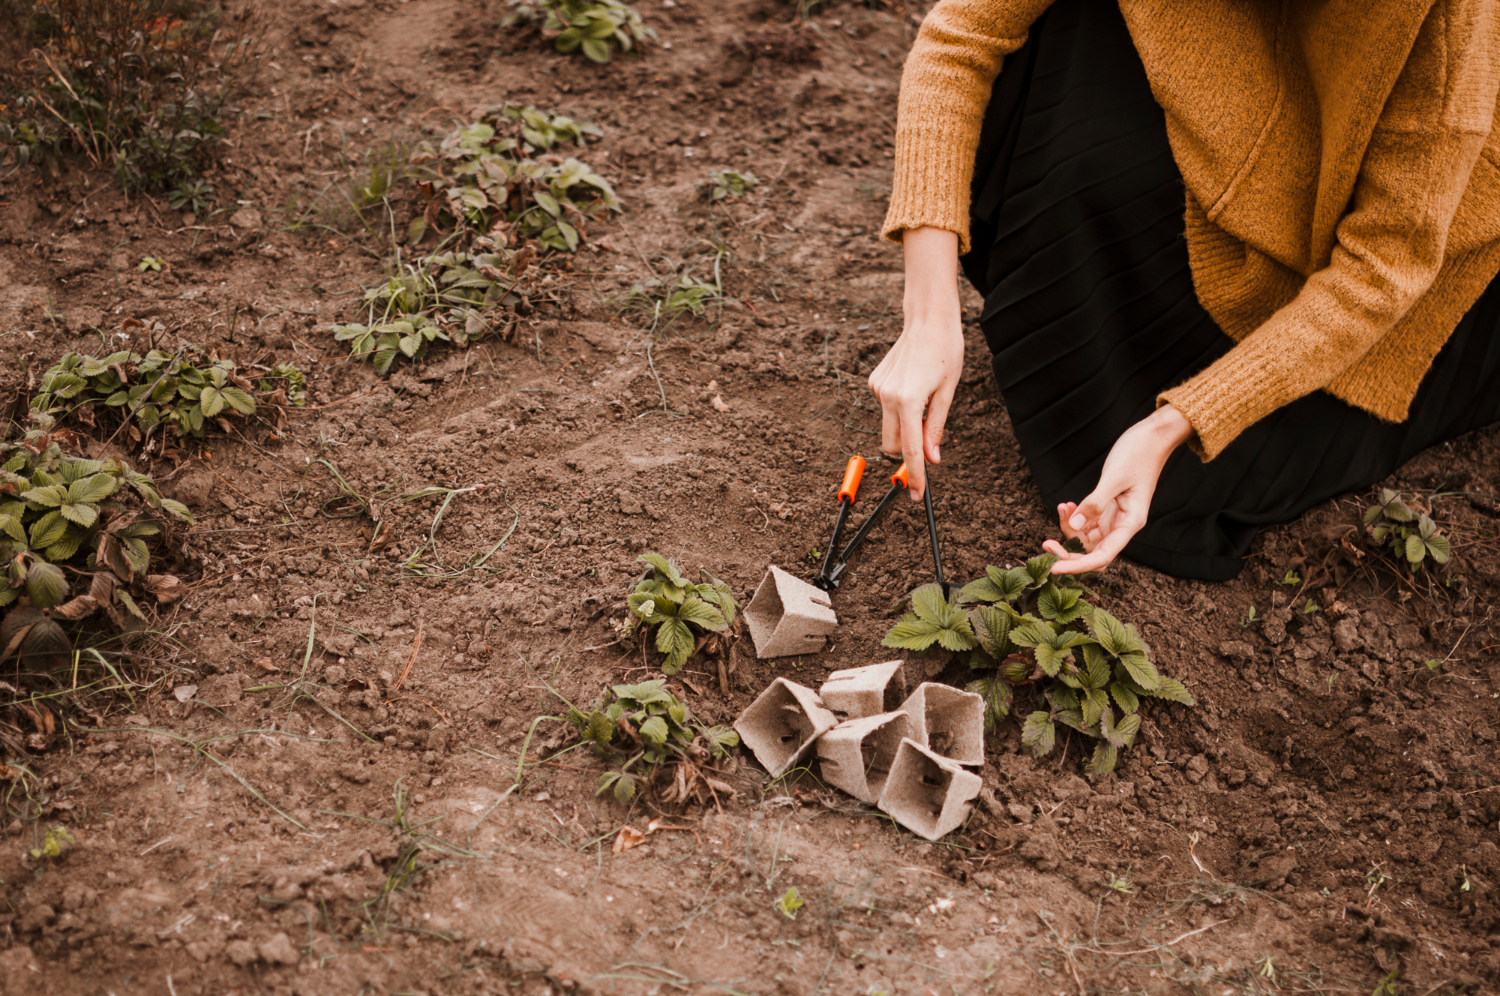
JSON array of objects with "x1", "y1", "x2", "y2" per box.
[{"x1": 883, "y1": 0, "x2": 1500, "y2": 459}]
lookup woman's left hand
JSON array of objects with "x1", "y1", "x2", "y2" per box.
[{"x1": 1043, "y1": 404, "x2": 1195, "y2": 574}]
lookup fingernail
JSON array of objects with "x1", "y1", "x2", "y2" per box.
[
  {"x1": 1070, "y1": 514, "x2": 1086, "y2": 530},
  {"x1": 933, "y1": 445, "x2": 940, "y2": 462}
]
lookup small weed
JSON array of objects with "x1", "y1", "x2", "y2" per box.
[
  {"x1": 502, "y1": 0, "x2": 655, "y2": 63},
  {"x1": 257, "y1": 364, "x2": 307, "y2": 408},
  {"x1": 1301, "y1": 599, "x2": 1318, "y2": 615},
  {"x1": 774, "y1": 886, "x2": 803, "y2": 919},
  {"x1": 1364, "y1": 489, "x2": 1450, "y2": 571},
  {"x1": 1105, "y1": 871, "x2": 1133, "y2": 895},
  {"x1": 621, "y1": 242, "x2": 731, "y2": 335},
  {"x1": 885, "y1": 556, "x2": 1194, "y2": 777},
  {"x1": 564, "y1": 678, "x2": 738, "y2": 804},
  {"x1": 1240, "y1": 605, "x2": 1258, "y2": 628},
  {"x1": 1370, "y1": 969, "x2": 1400, "y2": 996},
  {"x1": 1458, "y1": 866, "x2": 1473, "y2": 893},
  {"x1": 1425, "y1": 658, "x2": 1443, "y2": 671},
  {"x1": 624, "y1": 553, "x2": 739, "y2": 674},
  {"x1": 706, "y1": 169, "x2": 758, "y2": 200},
  {"x1": 1280, "y1": 570, "x2": 1301, "y2": 586},
  {"x1": 29, "y1": 823, "x2": 74, "y2": 859},
  {"x1": 136, "y1": 256, "x2": 163, "y2": 273}
]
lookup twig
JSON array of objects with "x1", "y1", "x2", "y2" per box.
[
  {"x1": 384, "y1": 695, "x2": 448, "y2": 726},
  {"x1": 390, "y1": 621, "x2": 425, "y2": 693}
]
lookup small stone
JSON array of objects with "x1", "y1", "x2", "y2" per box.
[
  {"x1": 225, "y1": 940, "x2": 258, "y2": 966},
  {"x1": 1007, "y1": 803, "x2": 1033, "y2": 821},
  {"x1": 258, "y1": 932, "x2": 299, "y2": 966},
  {"x1": 229, "y1": 207, "x2": 263, "y2": 230},
  {"x1": 1224, "y1": 768, "x2": 1247, "y2": 787},
  {"x1": 1219, "y1": 640, "x2": 1256, "y2": 661}
]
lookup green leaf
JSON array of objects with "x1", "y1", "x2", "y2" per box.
[
  {"x1": 676, "y1": 596, "x2": 728, "y2": 633},
  {"x1": 655, "y1": 617, "x2": 694, "y2": 674},
  {"x1": 200, "y1": 386, "x2": 226, "y2": 418},
  {"x1": 637, "y1": 552, "x2": 688, "y2": 587},
  {"x1": 44, "y1": 527, "x2": 86, "y2": 563},
  {"x1": 971, "y1": 603, "x2": 1012, "y2": 658},
  {"x1": 1114, "y1": 712, "x2": 1141, "y2": 746},
  {"x1": 1021, "y1": 711, "x2": 1055, "y2": 756},
  {"x1": 1025, "y1": 554, "x2": 1058, "y2": 587},
  {"x1": 20, "y1": 485, "x2": 66, "y2": 508},
  {"x1": 159, "y1": 499, "x2": 193, "y2": 523},
  {"x1": 1080, "y1": 643, "x2": 1111, "y2": 688},
  {"x1": 882, "y1": 616, "x2": 942, "y2": 651},
  {"x1": 581, "y1": 36, "x2": 611, "y2": 63},
  {"x1": 966, "y1": 675, "x2": 1012, "y2": 729},
  {"x1": 1109, "y1": 681, "x2": 1140, "y2": 715},
  {"x1": 1087, "y1": 608, "x2": 1139, "y2": 656},
  {"x1": 26, "y1": 560, "x2": 67, "y2": 608},
  {"x1": 910, "y1": 584, "x2": 952, "y2": 625},
  {"x1": 1038, "y1": 583, "x2": 1090, "y2": 624},
  {"x1": 29, "y1": 510, "x2": 67, "y2": 550},
  {"x1": 59, "y1": 503, "x2": 98, "y2": 528},
  {"x1": 1085, "y1": 741, "x2": 1119, "y2": 777},
  {"x1": 1425, "y1": 534, "x2": 1451, "y2": 564},
  {"x1": 1405, "y1": 532, "x2": 1426, "y2": 566},
  {"x1": 1118, "y1": 652, "x2": 1161, "y2": 691},
  {"x1": 638, "y1": 714, "x2": 669, "y2": 747},
  {"x1": 220, "y1": 387, "x2": 255, "y2": 415},
  {"x1": 1080, "y1": 687, "x2": 1109, "y2": 729},
  {"x1": 1151, "y1": 677, "x2": 1195, "y2": 705},
  {"x1": 67, "y1": 473, "x2": 116, "y2": 505}
]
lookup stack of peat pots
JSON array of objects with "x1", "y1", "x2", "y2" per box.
[{"x1": 734, "y1": 661, "x2": 984, "y2": 840}]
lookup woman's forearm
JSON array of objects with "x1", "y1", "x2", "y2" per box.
[{"x1": 902, "y1": 227, "x2": 962, "y2": 326}]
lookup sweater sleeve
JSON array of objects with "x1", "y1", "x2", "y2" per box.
[
  {"x1": 880, "y1": 0, "x2": 1055, "y2": 254},
  {"x1": 1162, "y1": 1, "x2": 1500, "y2": 461}
]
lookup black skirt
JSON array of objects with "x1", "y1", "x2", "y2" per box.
[{"x1": 962, "y1": 0, "x2": 1500, "y2": 581}]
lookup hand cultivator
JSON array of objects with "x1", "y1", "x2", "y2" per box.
[{"x1": 814, "y1": 455, "x2": 948, "y2": 597}]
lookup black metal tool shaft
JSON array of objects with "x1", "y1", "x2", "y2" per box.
[
  {"x1": 816, "y1": 496, "x2": 853, "y2": 584},
  {"x1": 923, "y1": 483, "x2": 948, "y2": 598}
]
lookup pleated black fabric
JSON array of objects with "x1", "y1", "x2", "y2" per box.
[{"x1": 963, "y1": 0, "x2": 1500, "y2": 581}]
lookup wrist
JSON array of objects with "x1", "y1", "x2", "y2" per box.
[{"x1": 1146, "y1": 403, "x2": 1195, "y2": 448}]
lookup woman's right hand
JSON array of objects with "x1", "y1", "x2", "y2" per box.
[{"x1": 867, "y1": 226, "x2": 964, "y2": 500}]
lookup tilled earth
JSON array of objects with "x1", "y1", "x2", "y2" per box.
[{"x1": 1, "y1": 1, "x2": 1499, "y2": 994}]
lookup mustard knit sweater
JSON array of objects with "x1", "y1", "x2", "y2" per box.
[{"x1": 882, "y1": 0, "x2": 1500, "y2": 460}]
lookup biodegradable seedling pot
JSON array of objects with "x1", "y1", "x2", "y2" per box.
[
  {"x1": 744, "y1": 565, "x2": 838, "y2": 659},
  {"x1": 877, "y1": 737, "x2": 983, "y2": 841},
  {"x1": 816, "y1": 710, "x2": 913, "y2": 804},
  {"x1": 897, "y1": 682, "x2": 985, "y2": 767},
  {"x1": 734, "y1": 678, "x2": 839, "y2": 778},
  {"x1": 819, "y1": 660, "x2": 907, "y2": 721}
]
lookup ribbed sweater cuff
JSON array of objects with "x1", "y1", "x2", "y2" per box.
[
  {"x1": 1158, "y1": 345, "x2": 1306, "y2": 462},
  {"x1": 881, "y1": 121, "x2": 980, "y2": 255}
]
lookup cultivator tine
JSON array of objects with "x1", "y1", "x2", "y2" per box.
[{"x1": 819, "y1": 463, "x2": 910, "y2": 590}]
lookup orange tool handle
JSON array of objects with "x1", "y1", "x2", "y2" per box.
[
  {"x1": 837, "y1": 456, "x2": 866, "y2": 504},
  {"x1": 891, "y1": 462, "x2": 911, "y2": 488}
]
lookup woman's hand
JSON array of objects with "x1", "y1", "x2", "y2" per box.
[
  {"x1": 868, "y1": 226, "x2": 964, "y2": 500},
  {"x1": 1044, "y1": 404, "x2": 1195, "y2": 574}
]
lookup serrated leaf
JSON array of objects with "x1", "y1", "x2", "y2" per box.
[
  {"x1": 67, "y1": 473, "x2": 116, "y2": 505},
  {"x1": 1025, "y1": 554, "x2": 1058, "y2": 587},
  {"x1": 200, "y1": 386, "x2": 226, "y2": 418},
  {"x1": 1085, "y1": 741, "x2": 1119, "y2": 777},
  {"x1": 1151, "y1": 677, "x2": 1195, "y2": 705},
  {"x1": 26, "y1": 560, "x2": 68, "y2": 608},
  {"x1": 675, "y1": 596, "x2": 728, "y2": 632},
  {"x1": 966, "y1": 675, "x2": 1012, "y2": 729},
  {"x1": 1114, "y1": 712, "x2": 1141, "y2": 746},
  {"x1": 1081, "y1": 687, "x2": 1109, "y2": 729},
  {"x1": 1118, "y1": 652, "x2": 1161, "y2": 691},
  {"x1": 221, "y1": 387, "x2": 256, "y2": 415},
  {"x1": 20, "y1": 485, "x2": 66, "y2": 508},
  {"x1": 882, "y1": 616, "x2": 942, "y2": 651},
  {"x1": 1021, "y1": 711, "x2": 1055, "y2": 757},
  {"x1": 29, "y1": 510, "x2": 67, "y2": 550},
  {"x1": 655, "y1": 617, "x2": 694, "y2": 675},
  {"x1": 1109, "y1": 681, "x2": 1140, "y2": 715},
  {"x1": 638, "y1": 714, "x2": 668, "y2": 747},
  {"x1": 59, "y1": 503, "x2": 98, "y2": 528},
  {"x1": 117, "y1": 588, "x2": 146, "y2": 620},
  {"x1": 1405, "y1": 532, "x2": 1425, "y2": 566},
  {"x1": 1080, "y1": 642, "x2": 1111, "y2": 688},
  {"x1": 159, "y1": 498, "x2": 192, "y2": 523},
  {"x1": 971, "y1": 603, "x2": 1012, "y2": 658},
  {"x1": 1425, "y1": 534, "x2": 1451, "y2": 563},
  {"x1": 637, "y1": 552, "x2": 687, "y2": 587}
]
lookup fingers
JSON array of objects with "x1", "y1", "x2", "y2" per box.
[
  {"x1": 879, "y1": 395, "x2": 900, "y2": 460},
  {"x1": 900, "y1": 401, "x2": 927, "y2": 498},
  {"x1": 923, "y1": 383, "x2": 955, "y2": 466},
  {"x1": 1049, "y1": 524, "x2": 1135, "y2": 574},
  {"x1": 1056, "y1": 502, "x2": 1079, "y2": 538}
]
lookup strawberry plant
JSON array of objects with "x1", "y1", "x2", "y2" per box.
[
  {"x1": 31, "y1": 346, "x2": 259, "y2": 448},
  {"x1": 623, "y1": 553, "x2": 740, "y2": 675},
  {"x1": 0, "y1": 414, "x2": 191, "y2": 669},
  {"x1": 1364, "y1": 489, "x2": 1450, "y2": 571},
  {"x1": 706, "y1": 169, "x2": 758, "y2": 200},
  {"x1": 564, "y1": 678, "x2": 738, "y2": 803},
  {"x1": 331, "y1": 105, "x2": 618, "y2": 374},
  {"x1": 257, "y1": 364, "x2": 307, "y2": 407},
  {"x1": 501, "y1": 0, "x2": 655, "y2": 64},
  {"x1": 882, "y1": 556, "x2": 1194, "y2": 776}
]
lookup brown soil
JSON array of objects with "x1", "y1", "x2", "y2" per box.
[{"x1": 2, "y1": 1, "x2": 1499, "y2": 994}]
